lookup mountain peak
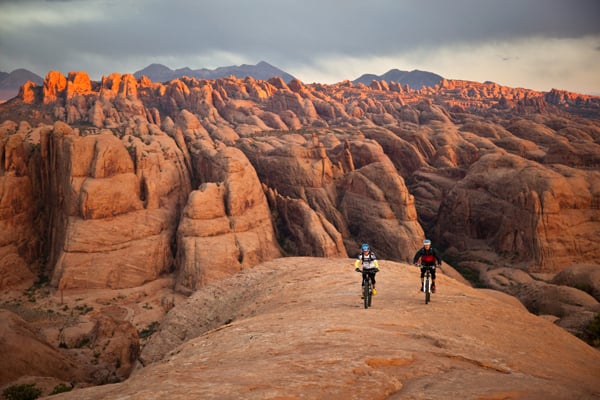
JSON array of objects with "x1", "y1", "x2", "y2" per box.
[
  {"x1": 133, "y1": 61, "x2": 295, "y2": 83},
  {"x1": 0, "y1": 68, "x2": 44, "y2": 101},
  {"x1": 144, "y1": 63, "x2": 172, "y2": 71},
  {"x1": 354, "y1": 69, "x2": 443, "y2": 89}
]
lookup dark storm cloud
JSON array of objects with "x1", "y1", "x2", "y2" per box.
[
  {"x1": 1, "y1": 0, "x2": 599, "y2": 93},
  {"x1": 127, "y1": 0, "x2": 599, "y2": 57},
  {"x1": 6, "y1": 0, "x2": 600, "y2": 56}
]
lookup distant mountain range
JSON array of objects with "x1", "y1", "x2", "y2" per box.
[
  {"x1": 0, "y1": 62, "x2": 443, "y2": 101},
  {"x1": 0, "y1": 69, "x2": 44, "y2": 101},
  {"x1": 352, "y1": 69, "x2": 443, "y2": 89},
  {"x1": 133, "y1": 61, "x2": 296, "y2": 83}
]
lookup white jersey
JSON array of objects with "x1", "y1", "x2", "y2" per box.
[{"x1": 357, "y1": 252, "x2": 377, "y2": 270}]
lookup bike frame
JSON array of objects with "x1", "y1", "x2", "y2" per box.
[
  {"x1": 356, "y1": 268, "x2": 376, "y2": 309},
  {"x1": 424, "y1": 267, "x2": 431, "y2": 304},
  {"x1": 418, "y1": 264, "x2": 433, "y2": 304}
]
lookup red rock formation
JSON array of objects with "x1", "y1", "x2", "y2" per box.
[
  {"x1": 3, "y1": 71, "x2": 600, "y2": 269},
  {"x1": 18, "y1": 81, "x2": 38, "y2": 104},
  {"x1": 0, "y1": 121, "x2": 41, "y2": 289},
  {"x1": 0, "y1": 310, "x2": 85, "y2": 386},
  {"x1": 66, "y1": 71, "x2": 92, "y2": 99},
  {"x1": 437, "y1": 151, "x2": 599, "y2": 272},
  {"x1": 1, "y1": 70, "x2": 599, "y2": 396},
  {"x1": 32, "y1": 120, "x2": 193, "y2": 290},
  {"x1": 84, "y1": 313, "x2": 140, "y2": 383},
  {"x1": 42, "y1": 71, "x2": 67, "y2": 104},
  {"x1": 2, "y1": 71, "x2": 599, "y2": 280},
  {"x1": 175, "y1": 144, "x2": 281, "y2": 292}
]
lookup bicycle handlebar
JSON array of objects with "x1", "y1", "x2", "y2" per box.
[
  {"x1": 355, "y1": 267, "x2": 379, "y2": 273},
  {"x1": 414, "y1": 264, "x2": 439, "y2": 268}
]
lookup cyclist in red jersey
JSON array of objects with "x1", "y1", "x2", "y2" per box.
[{"x1": 412, "y1": 239, "x2": 442, "y2": 293}]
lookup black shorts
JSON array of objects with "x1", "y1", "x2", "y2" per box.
[
  {"x1": 362, "y1": 269, "x2": 377, "y2": 284},
  {"x1": 420, "y1": 265, "x2": 436, "y2": 280}
]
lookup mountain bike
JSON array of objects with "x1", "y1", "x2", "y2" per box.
[
  {"x1": 418, "y1": 264, "x2": 434, "y2": 304},
  {"x1": 355, "y1": 267, "x2": 378, "y2": 308}
]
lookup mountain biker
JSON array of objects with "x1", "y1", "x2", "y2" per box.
[
  {"x1": 355, "y1": 243, "x2": 379, "y2": 296},
  {"x1": 412, "y1": 239, "x2": 442, "y2": 293}
]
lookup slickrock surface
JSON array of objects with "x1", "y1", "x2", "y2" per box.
[{"x1": 47, "y1": 258, "x2": 600, "y2": 400}]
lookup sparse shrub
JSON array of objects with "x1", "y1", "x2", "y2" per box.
[
  {"x1": 75, "y1": 337, "x2": 90, "y2": 348},
  {"x1": 2, "y1": 383, "x2": 42, "y2": 400},
  {"x1": 74, "y1": 304, "x2": 93, "y2": 314},
  {"x1": 139, "y1": 321, "x2": 160, "y2": 339},
  {"x1": 50, "y1": 383, "x2": 73, "y2": 395}
]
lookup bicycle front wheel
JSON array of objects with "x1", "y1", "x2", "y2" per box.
[{"x1": 363, "y1": 282, "x2": 370, "y2": 309}]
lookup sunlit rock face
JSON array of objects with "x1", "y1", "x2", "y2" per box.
[
  {"x1": 2, "y1": 71, "x2": 599, "y2": 287},
  {"x1": 175, "y1": 144, "x2": 282, "y2": 292},
  {"x1": 0, "y1": 70, "x2": 599, "y2": 397},
  {"x1": 42, "y1": 123, "x2": 192, "y2": 290}
]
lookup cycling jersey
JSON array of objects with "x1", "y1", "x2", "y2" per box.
[
  {"x1": 357, "y1": 252, "x2": 378, "y2": 270},
  {"x1": 413, "y1": 247, "x2": 441, "y2": 266}
]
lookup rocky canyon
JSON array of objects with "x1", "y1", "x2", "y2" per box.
[{"x1": 0, "y1": 71, "x2": 599, "y2": 398}]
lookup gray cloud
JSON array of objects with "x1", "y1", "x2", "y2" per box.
[{"x1": 1, "y1": 0, "x2": 599, "y2": 93}]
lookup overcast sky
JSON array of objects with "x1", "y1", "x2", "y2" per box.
[{"x1": 1, "y1": 0, "x2": 599, "y2": 95}]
